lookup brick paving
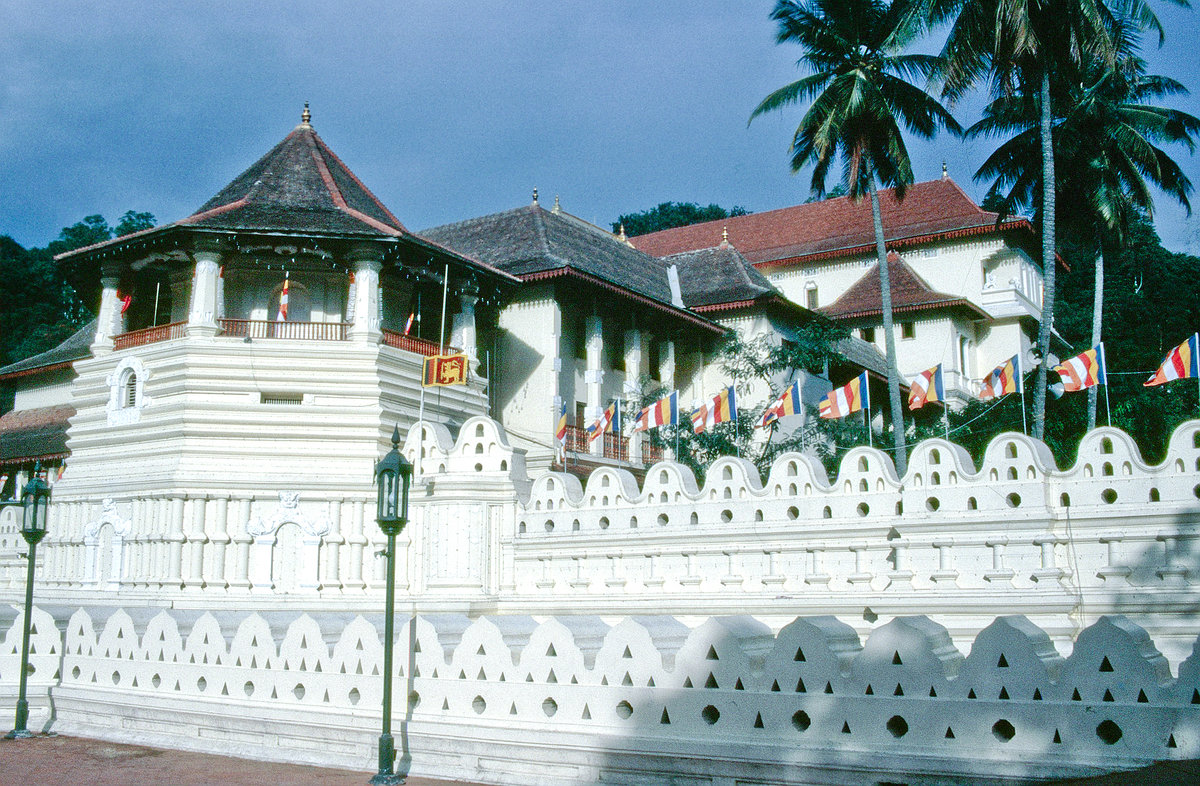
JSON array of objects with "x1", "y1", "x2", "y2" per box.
[
  {"x1": 0, "y1": 734, "x2": 488, "y2": 786},
  {"x1": 3, "y1": 733, "x2": 1199, "y2": 784}
]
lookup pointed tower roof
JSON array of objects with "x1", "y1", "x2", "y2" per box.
[
  {"x1": 820, "y1": 252, "x2": 988, "y2": 321},
  {"x1": 181, "y1": 106, "x2": 406, "y2": 236}
]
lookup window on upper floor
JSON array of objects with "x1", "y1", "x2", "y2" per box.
[
  {"x1": 573, "y1": 312, "x2": 588, "y2": 361},
  {"x1": 575, "y1": 401, "x2": 587, "y2": 427},
  {"x1": 805, "y1": 283, "x2": 818, "y2": 309},
  {"x1": 901, "y1": 322, "x2": 916, "y2": 340},
  {"x1": 121, "y1": 370, "x2": 138, "y2": 409},
  {"x1": 648, "y1": 337, "x2": 661, "y2": 381},
  {"x1": 860, "y1": 327, "x2": 875, "y2": 343}
]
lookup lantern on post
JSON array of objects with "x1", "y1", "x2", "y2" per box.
[
  {"x1": 370, "y1": 426, "x2": 412, "y2": 785},
  {"x1": 5, "y1": 463, "x2": 52, "y2": 739}
]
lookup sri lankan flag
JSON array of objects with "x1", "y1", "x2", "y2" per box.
[
  {"x1": 818, "y1": 372, "x2": 868, "y2": 419},
  {"x1": 1145, "y1": 334, "x2": 1199, "y2": 387}
]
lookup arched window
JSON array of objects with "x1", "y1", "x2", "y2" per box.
[
  {"x1": 121, "y1": 370, "x2": 138, "y2": 409},
  {"x1": 269, "y1": 280, "x2": 311, "y2": 322}
]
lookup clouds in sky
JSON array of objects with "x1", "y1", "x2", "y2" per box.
[{"x1": 2, "y1": 1, "x2": 1197, "y2": 251}]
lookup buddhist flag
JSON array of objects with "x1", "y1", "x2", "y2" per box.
[
  {"x1": 404, "y1": 312, "x2": 415, "y2": 336},
  {"x1": 586, "y1": 400, "x2": 619, "y2": 443},
  {"x1": 908, "y1": 364, "x2": 945, "y2": 410},
  {"x1": 633, "y1": 391, "x2": 678, "y2": 432},
  {"x1": 979, "y1": 354, "x2": 1021, "y2": 401},
  {"x1": 690, "y1": 404, "x2": 708, "y2": 434},
  {"x1": 760, "y1": 380, "x2": 803, "y2": 428},
  {"x1": 1145, "y1": 334, "x2": 1200, "y2": 387},
  {"x1": 119, "y1": 292, "x2": 132, "y2": 314},
  {"x1": 276, "y1": 275, "x2": 290, "y2": 322},
  {"x1": 555, "y1": 402, "x2": 568, "y2": 447},
  {"x1": 818, "y1": 372, "x2": 869, "y2": 419},
  {"x1": 694, "y1": 385, "x2": 738, "y2": 434},
  {"x1": 1050, "y1": 344, "x2": 1106, "y2": 396}
]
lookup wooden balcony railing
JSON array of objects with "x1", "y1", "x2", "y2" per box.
[
  {"x1": 563, "y1": 425, "x2": 664, "y2": 465},
  {"x1": 218, "y1": 320, "x2": 350, "y2": 341},
  {"x1": 112, "y1": 321, "x2": 187, "y2": 350},
  {"x1": 380, "y1": 329, "x2": 453, "y2": 358}
]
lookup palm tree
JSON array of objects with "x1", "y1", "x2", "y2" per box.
[
  {"x1": 970, "y1": 16, "x2": 1198, "y2": 428},
  {"x1": 750, "y1": 0, "x2": 961, "y2": 476},
  {"x1": 924, "y1": 0, "x2": 1182, "y2": 439}
]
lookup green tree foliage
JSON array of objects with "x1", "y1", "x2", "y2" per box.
[
  {"x1": 612, "y1": 202, "x2": 749, "y2": 238},
  {"x1": 1, "y1": 211, "x2": 156, "y2": 366},
  {"x1": 749, "y1": 0, "x2": 962, "y2": 476},
  {"x1": 941, "y1": 217, "x2": 1200, "y2": 467},
  {"x1": 637, "y1": 317, "x2": 857, "y2": 479}
]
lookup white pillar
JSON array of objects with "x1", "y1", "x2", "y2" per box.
[
  {"x1": 585, "y1": 313, "x2": 604, "y2": 457},
  {"x1": 92, "y1": 273, "x2": 122, "y2": 353},
  {"x1": 451, "y1": 291, "x2": 478, "y2": 365},
  {"x1": 348, "y1": 252, "x2": 382, "y2": 344},
  {"x1": 624, "y1": 328, "x2": 643, "y2": 464},
  {"x1": 187, "y1": 248, "x2": 222, "y2": 337}
]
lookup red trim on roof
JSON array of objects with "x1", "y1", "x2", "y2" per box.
[
  {"x1": 754, "y1": 219, "x2": 1035, "y2": 271},
  {"x1": 824, "y1": 297, "x2": 990, "y2": 322},
  {"x1": 311, "y1": 131, "x2": 407, "y2": 231},
  {"x1": 521, "y1": 268, "x2": 725, "y2": 334},
  {"x1": 0, "y1": 360, "x2": 75, "y2": 382},
  {"x1": 1, "y1": 451, "x2": 68, "y2": 465},
  {"x1": 177, "y1": 198, "x2": 251, "y2": 226}
]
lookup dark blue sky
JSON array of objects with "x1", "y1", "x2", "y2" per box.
[{"x1": 3, "y1": 1, "x2": 1198, "y2": 252}]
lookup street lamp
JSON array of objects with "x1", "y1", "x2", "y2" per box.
[
  {"x1": 4, "y1": 463, "x2": 51, "y2": 740},
  {"x1": 371, "y1": 426, "x2": 412, "y2": 785}
]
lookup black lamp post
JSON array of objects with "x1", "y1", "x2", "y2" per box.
[
  {"x1": 4, "y1": 463, "x2": 51, "y2": 740},
  {"x1": 371, "y1": 427, "x2": 412, "y2": 785}
]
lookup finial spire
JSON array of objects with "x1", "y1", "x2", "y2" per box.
[
  {"x1": 302, "y1": 102, "x2": 311, "y2": 125},
  {"x1": 721, "y1": 226, "x2": 729, "y2": 245},
  {"x1": 532, "y1": 187, "x2": 539, "y2": 205},
  {"x1": 618, "y1": 223, "x2": 627, "y2": 242},
  {"x1": 942, "y1": 161, "x2": 948, "y2": 179},
  {"x1": 552, "y1": 194, "x2": 561, "y2": 214}
]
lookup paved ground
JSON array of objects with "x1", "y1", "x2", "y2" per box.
[
  {"x1": 3, "y1": 733, "x2": 1198, "y2": 784},
  {"x1": 0, "y1": 734, "x2": 489, "y2": 786}
]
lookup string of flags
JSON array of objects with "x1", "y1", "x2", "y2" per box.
[{"x1": 558, "y1": 332, "x2": 1199, "y2": 447}]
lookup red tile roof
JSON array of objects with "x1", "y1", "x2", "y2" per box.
[
  {"x1": 630, "y1": 178, "x2": 1032, "y2": 269},
  {"x1": 820, "y1": 252, "x2": 989, "y2": 322}
]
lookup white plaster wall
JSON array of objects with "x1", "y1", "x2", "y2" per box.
[{"x1": 13, "y1": 377, "x2": 74, "y2": 410}]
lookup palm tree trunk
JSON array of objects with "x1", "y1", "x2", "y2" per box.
[
  {"x1": 1032, "y1": 70, "x2": 1057, "y2": 441},
  {"x1": 866, "y1": 163, "x2": 907, "y2": 476},
  {"x1": 1087, "y1": 236, "x2": 1104, "y2": 431}
]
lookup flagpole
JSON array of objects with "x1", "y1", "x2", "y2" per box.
[
  {"x1": 1019, "y1": 353, "x2": 1028, "y2": 436},
  {"x1": 1100, "y1": 342, "x2": 1111, "y2": 427},
  {"x1": 438, "y1": 263, "x2": 450, "y2": 354},
  {"x1": 153, "y1": 281, "x2": 161, "y2": 325},
  {"x1": 865, "y1": 376, "x2": 873, "y2": 449}
]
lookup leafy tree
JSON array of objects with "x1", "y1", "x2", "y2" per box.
[
  {"x1": 637, "y1": 317, "x2": 860, "y2": 479},
  {"x1": 114, "y1": 210, "x2": 156, "y2": 237},
  {"x1": 749, "y1": 0, "x2": 961, "y2": 476},
  {"x1": 612, "y1": 202, "x2": 749, "y2": 237},
  {"x1": 971, "y1": 16, "x2": 1197, "y2": 429},
  {"x1": 924, "y1": 0, "x2": 1179, "y2": 439},
  {"x1": 47, "y1": 214, "x2": 112, "y2": 256}
]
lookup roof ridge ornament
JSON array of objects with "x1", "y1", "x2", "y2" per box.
[
  {"x1": 300, "y1": 102, "x2": 312, "y2": 127},
  {"x1": 942, "y1": 161, "x2": 948, "y2": 179},
  {"x1": 532, "y1": 187, "x2": 539, "y2": 205},
  {"x1": 552, "y1": 194, "x2": 561, "y2": 214},
  {"x1": 618, "y1": 223, "x2": 627, "y2": 242},
  {"x1": 721, "y1": 226, "x2": 729, "y2": 246}
]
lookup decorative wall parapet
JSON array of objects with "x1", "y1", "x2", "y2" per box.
[{"x1": 12, "y1": 605, "x2": 1200, "y2": 784}]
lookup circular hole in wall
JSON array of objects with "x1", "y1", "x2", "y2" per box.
[
  {"x1": 196, "y1": 676, "x2": 206, "y2": 692},
  {"x1": 599, "y1": 517, "x2": 610, "y2": 530},
  {"x1": 788, "y1": 506, "x2": 800, "y2": 520},
  {"x1": 1006, "y1": 493, "x2": 1021, "y2": 508},
  {"x1": 992, "y1": 719, "x2": 1016, "y2": 742},
  {"x1": 474, "y1": 463, "x2": 483, "y2": 472},
  {"x1": 926, "y1": 497, "x2": 940, "y2": 512},
  {"x1": 71, "y1": 666, "x2": 80, "y2": 680},
  {"x1": 616, "y1": 701, "x2": 633, "y2": 720},
  {"x1": 293, "y1": 683, "x2": 305, "y2": 700},
  {"x1": 856, "y1": 502, "x2": 870, "y2": 517},
  {"x1": 473, "y1": 695, "x2": 487, "y2": 714},
  {"x1": 658, "y1": 514, "x2": 669, "y2": 526},
  {"x1": 1101, "y1": 489, "x2": 1118, "y2": 504},
  {"x1": 243, "y1": 681, "x2": 254, "y2": 697},
  {"x1": 348, "y1": 688, "x2": 361, "y2": 706},
  {"x1": 792, "y1": 710, "x2": 811, "y2": 732},
  {"x1": 544, "y1": 519, "x2": 554, "y2": 532},
  {"x1": 543, "y1": 697, "x2": 558, "y2": 717},
  {"x1": 886, "y1": 715, "x2": 908, "y2": 738},
  {"x1": 721, "y1": 509, "x2": 733, "y2": 523},
  {"x1": 701, "y1": 705, "x2": 720, "y2": 725},
  {"x1": 111, "y1": 671, "x2": 120, "y2": 685},
  {"x1": 408, "y1": 691, "x2": 420, "y2": 708}
]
